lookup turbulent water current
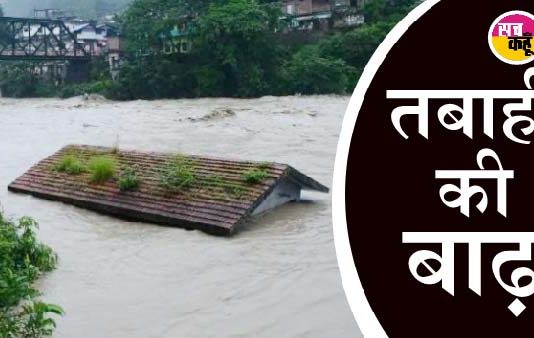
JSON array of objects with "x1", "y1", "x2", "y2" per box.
[{"x1": 0, "y1": 95, "x2": 362, "y2": 338}]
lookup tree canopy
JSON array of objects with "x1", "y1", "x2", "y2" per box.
[
  {"x1": 194, "y1": 0, "x2": 282, "y2": 96},
  {"x1": 120, "y1": 0, "x2": 220, "y2": 53}
]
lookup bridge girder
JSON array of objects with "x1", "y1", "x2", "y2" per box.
[{"x1": 0, "y1": 17, "x2": 90, "y2": 62}]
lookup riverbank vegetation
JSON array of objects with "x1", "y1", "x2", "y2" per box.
[
  {"x1": 0, "y1": 0, "x2": 419, "y2": 99},
  {"x1": 0, "y1": 213, "x2": 63, "y2": 338}
]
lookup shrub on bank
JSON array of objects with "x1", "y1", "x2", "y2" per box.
[
  {"x1": 0, "y1": 213, "x2": 63, "y2": 338},
  {"x1": 0, "y1": 65, "x2": 37, "y2": 98},
  {"x1": 279, "y1": 47, "x2": 353, "y2": 95},
  {"x1": 58, "y1": 80, "x2": 114, "y2": 99}
]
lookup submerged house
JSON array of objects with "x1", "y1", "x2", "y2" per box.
[{"x1": 8, "y1": 145, "x2": 329, "y2": 236}]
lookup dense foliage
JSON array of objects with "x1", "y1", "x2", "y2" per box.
[
  {"x1": 0, "y1": 0, "x2": 420, "y2": 99},
  {"x1": 107, "y1": 0, "x2": 418, "y2": 99},
  {"x1": 280, "y1": 46, "x2": 353, "y2": 94},
  {"x1": 120, "y1": 0, "x2": 217, "y2": 54},
  {"x1": 0, "y1": 58, "x2": 112, "y2": 99},
  {"x1": 194, "y1": 0, "x2": 282, "y2": 97},
  {"x1": 0, "y1": 213, "x2": 62, "y2": 338}
]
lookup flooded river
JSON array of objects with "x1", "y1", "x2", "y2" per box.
[{"x1": 0, "y1": 95, "x2": 361, "y2": 338}]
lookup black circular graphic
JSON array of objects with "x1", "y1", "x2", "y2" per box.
[{"x1": 340, "y1": 0, "x2": 534, "y2": 337}]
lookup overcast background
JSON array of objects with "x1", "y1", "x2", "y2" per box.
[{"x1": 0, "y1": 0, "x2": 131, "y2": 18}]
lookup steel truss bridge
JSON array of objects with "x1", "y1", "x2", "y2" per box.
[{"x1": 0, "y1": 17, "x2": 89, "y2": 61}]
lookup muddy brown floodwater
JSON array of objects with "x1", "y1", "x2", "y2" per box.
[{"x1": 0, "y1": 95, "x2": 361, "y2": 338}]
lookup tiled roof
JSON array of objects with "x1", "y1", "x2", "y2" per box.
[{"x1": 8, "y1": 145, "x2": 328, "y2": 235}]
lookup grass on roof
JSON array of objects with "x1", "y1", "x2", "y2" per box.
[
  {"x1": 87, "y1": 156, "x2": 117, "y2": 183},
  {"x1": 242, "y1": 168, "x2": 268, "y2": 184},
  {"x1": 158, "y1": 155, "x2": 197, "y2": 192},
  {"x1": 118, "y1": 166, "x2": 140, "y2": 191},
  {"x1": 203, "y1": 175, "x2": 245, "y2": 198},
  {"x1": 53, "y1": 155, "x2": 86, "y2": 175},
  {"x1": 52, "y1": 149, "x2": 267, "y2": 200}
]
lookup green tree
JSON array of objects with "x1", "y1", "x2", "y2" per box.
[
  {"x1": 0, "y1": 63, "x2": 38, "y2": 98},
  {"x1": 363, "y1": 0, "x2": 421, "y2": 23},
  {"x1": 110, "y1": 56, "x2": 194, "y2": 99},
  {"x1": 194, "y1": 0, "x2": 282, "y2": 97},
  {"x1": 319, "y1": 19, "x2": 397, "y2": 70},
  {"x1": 280, "y1": 46, "x2": 353, "y2": 95},
  {"x1": 120, "y1": 0, "x2": 218, "y2": 54}
]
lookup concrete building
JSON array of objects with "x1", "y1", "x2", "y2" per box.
[
  {"x1": 283, "y1": 0, "x2": 333, "y2": 15},
  {"x1": 281, "y1": 0, "x2": 365, "y2": 31}
]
